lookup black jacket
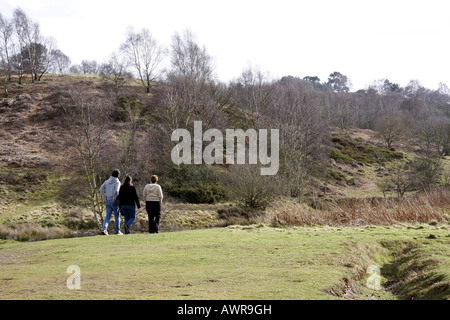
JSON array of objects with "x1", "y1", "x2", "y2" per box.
[{"x1": 118, "y1": 185, "x2": 141, "y2": 208}]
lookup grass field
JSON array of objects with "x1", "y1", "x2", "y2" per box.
[{"x1": 0, "y1": 224, "x2": 448, "y2": 300}]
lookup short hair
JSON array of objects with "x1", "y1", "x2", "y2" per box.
[
  {"x1": 112, "y1": 169, "x2": 120, "y2": 178},
  {"x1": 150, "y1": 175, "x2": 158, "y2": 184}
]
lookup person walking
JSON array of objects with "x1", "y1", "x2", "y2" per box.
[
  {"x1": 99, "y1": 169, "x2": 122, "y2": 235},
  {"x1": 118, "y1": 175, "x2": 141, "y2": 234},
  {"x1": 143, "y1": 175, "x2": 163, "y2": 234}
]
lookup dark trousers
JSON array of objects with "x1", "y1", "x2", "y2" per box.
[{"x1": 146, "y1": 201, "x2": 161, "y2": 233}]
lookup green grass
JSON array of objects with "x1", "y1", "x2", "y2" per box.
[
  {"x1": 329, "y1": 148, "x2": 353, "y2": 163},
  {"x1": 381, "y1": 234, "x2": 450, "y2": 300},
  {"x1": 331, "y1": 135, "x2": 404, "y2": 166},
  {"x1": 0, "y1": 224, "x2": 448, "y2": 300},
  {"x1": 328, "y1": 169, "x2": 347, "y2": 182},
  {"x1": 0, "y1": 165, "x2": 68, "y2": 226}
]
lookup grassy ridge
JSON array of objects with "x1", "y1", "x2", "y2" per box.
[{"x1": 0, "y1": 225, "x2": 448, "y2": 300}]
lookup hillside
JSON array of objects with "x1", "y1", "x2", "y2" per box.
[
  {"x1": 0, "y1": 75, "x2": 151, "y2": 230},
  {"x1": 0, "y1": 74, "x2": 449, "y2": 234}
]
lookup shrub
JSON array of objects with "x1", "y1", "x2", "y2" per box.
[
  {"x1": 410, "y1": 156, "x2": 442, "y2": 190},
  {"x1": 217, "y1": 204, "x2": 248, "y2": 219},
  {"x1": 227, "y1": 165, "x2": 279, "y2": 210},
  {"x1": 329, "y1": 148, "x2": 352, "y2": 163},
  {"x1": 159, "y1": 162, "x2": 231, "y2": 204},
  {"x1": 167, "y1": 184, "x2": 226, "y2": 204},
  {"x1": 331, "y1": 135, "x2": 404, "y2": 166},
  {"x1": 113, "y1": 96, "x2": 141, "y2": 121},
  {"x1": 217, "y1": 204, "x2": 264, "y2": 226},
  {"x1": 328, "y1": 169, "x2": 346, "y2": 181}
]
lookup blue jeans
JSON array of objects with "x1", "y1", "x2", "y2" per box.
[
  {"x1": 121, "y1": 205, "x2": 136, "y2": 234},
  {"x1": 103, "y1": 200, "x2": 120, "y2": 233}
]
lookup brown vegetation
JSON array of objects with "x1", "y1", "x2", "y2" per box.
[
  {"x1": 265, "y1": 188, "x2": 450, "y2": 227},
  {"x1": 0, "y1": 222, "x2": 73, "y2": 241}
]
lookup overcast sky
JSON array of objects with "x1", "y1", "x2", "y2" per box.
[{"x1": 2, "y1": 0, "x2": 449, "y2": 91}]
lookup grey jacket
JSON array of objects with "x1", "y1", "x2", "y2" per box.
[{"x1": 99, "y1": 176, "x2": 120, "y2": 201}]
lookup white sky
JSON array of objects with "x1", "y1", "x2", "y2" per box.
[{"x1": 1, "y1": 0, "x2": 450, "y2": 91}]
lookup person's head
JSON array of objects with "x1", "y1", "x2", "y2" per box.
[
  {"x1": 112, "y1": 169, "x2": 120, "y2": 178},
  {"x1": 123, "y1": 175, "x2": 132, "y2": 187},
  {"x1": 150, "y1": 175, "x2": 158, "y2": 184}
]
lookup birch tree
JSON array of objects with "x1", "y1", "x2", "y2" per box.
[
  {"x1": 0, "y1": 13, "x2": 14, "y2": 96},
  {"x1": 13, "y1": 8, "x2": 41, "y2": 82},
  {"x1": 120, "y1": 27, "x2": 163, "y2": 93},
  {"x1": 53, "y1": 49, "x2": 71, "y2": 74},
  {"x1": 100, "y1": 52, "x2": 131, "y2": 98},
  {"x1": 59, "y1": 82, "x2": 114, "y2": 231}
]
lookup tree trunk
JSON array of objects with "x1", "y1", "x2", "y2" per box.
[
  {"x1": 3, "y1": 77, "x2": 8, "y2": 98},
  {"x1": 92, "y1": 189, "x2": 104, "y2": 231}
]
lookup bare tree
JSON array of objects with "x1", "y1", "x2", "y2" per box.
[
  {"x1": 432, "y1": 118, "x2": 450, "y2": 156},
  {"x1": 10, "y1": 12, "x2": 25, "y2": 84},
  {"x1": 376, "y1": 177, "x2": 394, "y2": 198},
  {"x1": 368, "y1": 79, "x2": 401, "y2": 96},
  {"x1": 170, "y1": 29, "x2": 213, "y2": 84},
  {"x1": 99, "y1": 52, "x2": 131, "y2": 98},
  {"x1": 13, "y1": 8, "x2": 41, "y2": 82},
  {"x1": 329, "y1": 92, "x2": 358, "y2": 130},
  {"x1": 415, "y1": 116, "x2": 447, "y2": 156},
  {"x1": 120, "y1": 27, "x2": 163, "y2": 93},
  {"x1": 160, "y1": 29, "x2": 225, "y2": 131},
  {"x1": 400, "y1": 80, "x2": 429, "y2": 120},
  {"x1": 442, "y1": 165, "x2": 450, "y2": 188},
  {"x1": 156, "y1": 79, "x2": 195, "y2": 133},
  {"x1": 374, "y1": 112, "x2": 407, "y2": 148},
  {"x1": 387, "y1": 161, "x2": 412, "y2": 198},
  {"x1": 80, "y1": 59, "x2": 100, "y2": 74},
  {"x1": 59, "y1": 82, "x2": 114, "y2": 231},
  {"x1": 268, "y1": 79, "x2": 329, "y2": 202},
  {"x1": 52, "y1": 49, "x2": 71, "y2": 74},
  {"x1": 231, "y1": 65, "x2": 274, "y2": 125},
  {"x1": 229, "y1": 165, "x2": 278, "y2": 210},
  {"x1": 0, "y1": 13, "x2": 14, "y2": 96},
  {"x1": 34, "y1": 37, "x2": 58, "y2": 81},
  {"x1": 69, "y1": 64, "x2": 80, "y2": 74},
  {"x1": 117, "y1": 96, "x2": 141, "y2": 176},
  {"x1": 411, "y1": 155, "x2": 442, "y2": 191}
]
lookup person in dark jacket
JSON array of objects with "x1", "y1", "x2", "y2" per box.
[{"x1": 118, "y1": 175, "x2": 141, "y2": 234}]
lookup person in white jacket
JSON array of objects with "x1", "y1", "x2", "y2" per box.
[
  {"x1": 143, "y1": 175, "x2": 163, "y2": 233},
  {"x1": 99, "y1": 169, "x2": 122, "y2": 235}
]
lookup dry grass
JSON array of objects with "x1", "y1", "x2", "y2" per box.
[
  {"x1": 264, "y1": 188, "x2": 450, "y2": 227},
  {"x1": 0, "y1": 222, "x2": 74, "y2": 241}
]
